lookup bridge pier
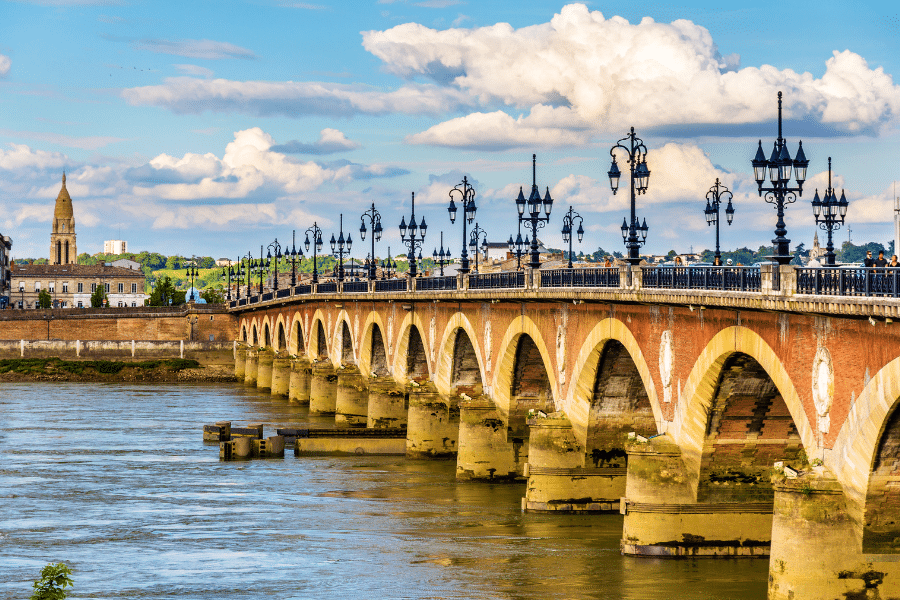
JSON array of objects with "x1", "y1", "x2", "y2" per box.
[
  {"x1": 456, "y1": 397, "x2": 522, "y2": 481},
  {"x1": 244, "y1": 347, "x2": 259, "y2": 386},
  {"x1": 309, "y1": 362, "x2": 338, "y2": 415},
  {"x1": 270, "y1": 354, "x2": 290, "y2": 397},
  {"x1": 288, "y1": 357, "x2": 312, "y2": 404},
  {"x1": 234, "y1": 344, "x2": 247, "y2": 380},
  {"x1": 256, "y1": 349, "x2": 274, "y2": 391},
  {"x1": 367, "y1": 378, "x2": 407, "y2": 428},
  {"x1": 621, "y1": 436, "x2": 771, "y2": 557},
  {"x1": 405, "y1": 383, "x2": 458, "y2": 458},
  {"x1": 524, "y1": 414, "x2": 624, "y2": 512},
  {"x1": 335, "y1": 368, "x2": 368, "y2": 427},
  {"x1": 769, "y1": 469, "x2": 900, "y2": 600}
]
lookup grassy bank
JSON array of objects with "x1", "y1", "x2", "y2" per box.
[{"x1": 0, "y1": 357, "x2": 236, "y2": 383}]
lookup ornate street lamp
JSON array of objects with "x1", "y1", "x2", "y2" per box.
[
  {"x1": 515, "y1": 154, "x2": 554, "y2": 269},
  {"x1": 432, "y1": 231, "x2": 451, "y2": 276},
  {"x1": 448, "y1": 176, "x2": 476, "y2": 274},
  {"x1": 507, "y1": 219, "x2": 527, "y2": 271},
  {"x1": 561, "y1": 206, "x2": 585, "y2": 269},
  {"x1": 220, "y1": 262, "x2": 233, "y2": 300},
  {"x1": 399, "y1": 192, "x2": 427, "y2": 277},
  {"x1": 469, "y1": 223, "x2": 487, "y2": 273},
  {"x1": 185, "y1": 256, "x2": 198, "y2": 302},
  {"x1": 241, "y1": 252, "x2": 253, "y2": 298},
  {"x1": 608, "y1": 128, "x2": 650, "y2": 265},
  {"x1": 252, "y1": 245, "x2": 267, "y2": 295},
  {"x1": 304, "y1": 222, "x2": 324, "y2": 284},
  {"x1": 811, "y1": 157, "x2": 849, "y2": 266},
  {"x1": 703, "y1": 179, "x2": 735, "y2": 265},
  {"x1": 750, "y1": 91, "x2": 810, "y2": 265},
  {"x1": 381, "y1": 247, "x2": 397, "y2": 279},
  {"x1": 287, "y1": 230, "x2": 301, "y2": 287},
  {"x1": 330, "y1": 214, "x2": 352, "y2": 282},
  {"x1": 266, "y1": 239, "x2": 282, "y2": 291},
  {"x1": 359, "y1": 202, "x2": 383, "y2": 280}
]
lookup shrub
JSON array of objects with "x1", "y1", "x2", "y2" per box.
[{"x1": 31, "y1": 562, "x2": 73, "y2": 600}]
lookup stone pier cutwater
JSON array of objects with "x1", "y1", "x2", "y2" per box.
[{"x1": 204, "y1": 421, "x2": 285, "y2": 460}]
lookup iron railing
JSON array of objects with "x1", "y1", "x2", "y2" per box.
[
  {"x1": 229, "y1": 300, "x2": 237, "y2": 308},
  {"x1": 237, "y1": 298, "x2": 247, "y2": 307},
  {"x1": 261, "y1": 292, "x2": 274, "y2": 302},
  {"x1": 642, "y1": 266, "x2": 762, "y2": 292},
  {"x1": 295, "y1": 284, "x2": 311, "y2": 295},
  {"x1": 374, "y1": 279, "x2": 408, "y2": 292},
  {"x1": 276, "y1": 288, "x2": 291, "y2": 299},
  {"x1": 343, "y1": 281, "x2": 369, "y2": 293},
  {"x1": 417, "y1": 276, "x2": 458, "y2": 291},
  {"x1": 796, "y1": 267, "x2": 900, "y2": 297},
  {"x1": 469, "y1": 271, "x2": 525, "y2": 290},
  {"x1": 541, "y1": 267, "x2": 620, "y2": 288},
  {"x1": 317, "y1": 282, "x2": 338, "y2": 294}
]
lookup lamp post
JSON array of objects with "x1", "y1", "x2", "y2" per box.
[
  {"x1": 607, "y1": 128, "x2": 650, "y2": 265},
  {"x1": 185, "y1": 256, "x2": 198, "y2": 302},
  {"x1": 266, "y1": 239, "x2": 282, "y2": 290},
  {"x1": 254, "y1": 245, "x2": 266, "y2": 295},
  {"x1": 330, "y1": 214, "x2": 352, "y2": 282},
  {"x1": 469, "y1": 223, "x2": 487, "y2": 273},
  {"x1": 432, "y1": 231, "x2": 451, "y2": 276},
  {"x1": 448, "y1": 176, "x2": 476, "y2": 274},
  {"x1": 220, "y1": 262, "x2": 233, "y2": 300},
  {"x1": 399, "y1": 192, "x2": 427, "y2": 277},
  {"x1": 750, "y1": 91, "x2": 810, "y2": 265},
  {"x1": 515, "y1": 154, "x2": 554, "y2": 269},
  {"x1": 241, "y1": 252, "x2": 252, "y2": 298},
  {"x1": 287, "y1": 230, "x2": 300, "y2": 287},
  {"x1": 703, "y1": 179, "x2": 735, "y2": 265},
  {"x1": 811, "y1": 157, "x2": 848, "y2": 266},
  {"x1": 381, "y1": 247, "x2": 397, "y2": 279},
  {"x1": 304, "y1": 223, "x2": 324, "y2": 284},
  {"x1": 507, "y1": 218, "x2": 527, "y2": 271},
  {"x1": 561, "y1": 206, "x2": 585, "y2": 269},
  {"x1": 359, "y1": 203, "x2": 383, "y2": 280}
]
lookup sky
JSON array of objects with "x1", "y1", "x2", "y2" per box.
[{"x1": 1, "y1": 0, "x2": 899, "y2": 262}]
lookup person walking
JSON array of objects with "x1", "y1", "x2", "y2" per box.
[
  {"x1": 874, "y1": 250, "x2": 889, "y2": 274},
  {"x1": 864, "y1": 250, "x2": 874, "y2": 268}
]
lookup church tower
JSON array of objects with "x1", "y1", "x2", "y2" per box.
[{"x1": 49, "y1": 173, "x2": 77, "y2": 265}]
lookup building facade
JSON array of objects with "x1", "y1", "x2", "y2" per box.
[
  {"x1": 104, "y1": 239, "x2": 128, "y2": 254},
  {"x1": 0, "y1": 233, "x2": 12, "y2": 308},
  {"x1": 12, "y1": 264, "x2": 147, "y2": 309}
]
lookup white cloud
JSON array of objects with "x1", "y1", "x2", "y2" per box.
[
  {"x1": 135, "y1": 38, "x2": 256, "y2": 60},
  {"x1": 272, "y1": 128, "x2": 361, "y2": 154},
  {"x1": 174, "y1": 64, "x2": 214, "y2": 78},
  {"x1": 363, "y1": 3, "x2": 900, "y2": 146},
  {"x1": 0, "y1": 143, "x2": 68, "y2": 171},
  {"x1": 0, "y1": 54, "x2": 10, "y2": 77},
  {"x1": 122, "y1": 77, "x2": 473, "y2": 117}
]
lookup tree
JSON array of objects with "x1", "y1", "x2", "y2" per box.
[
  {"x1": 31, "y1": 562, "x2": 74, "y2": 600},
  {"x1": 37, "y1": 289, "x2": 52, "y2": 309},
  {"x1": 165, "y1": 255, "x2": 183, "y2": 270},
  {"x1": 90, "y1": 285, "x2": 107, "y2": 308},
  {"x1": 201, "y1": 287, "x2": 225, "y2": 304},
  {"x1": 198, "y1": 256, "x2": 215, "y2": 268},
  {"x1": 148, "y1": 275, "x2": 177, "y2": 306}
]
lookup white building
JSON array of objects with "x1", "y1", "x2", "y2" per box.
[
  {"x1": 110, "y1": 258, "x2": 141, "y2": 271},
  {"x1": 104, "y1": 239, "x2": 128, "y2": 255}
]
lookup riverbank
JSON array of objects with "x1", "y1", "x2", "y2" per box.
[{"x1": 0, "y1": 357, "x2": 237, "y2": 383}]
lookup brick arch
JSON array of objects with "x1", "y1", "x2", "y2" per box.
[
  {"x1": 566, "y1": 318, "x2": 662, "y2": 449},
  {"x1": 240, "y1": 323, "x2": 248, "y2": 343},
  {"x1": 358, "y1": 311, "x2": 390, "y2": 377},
  {"x1": 492, "y1": 315, "x2": 558, "y2": 424},
  {"x1": 832, "y1": 355, "x2": 900, "y2": 546},
  {"x1": 332, "y1": 311, "x2": 355, "y2": 365},
  {"x1": 309, "y1": 309, "x2": 329, "y2": 363},
  {"x1": 433, "y1": 312, "x2": 486, "y2": 398},
  {"x1": 288, "y1": 312, "x2": 305, "y2": 355},
  {"x1": 392, "y1": 311, "x2": 432, "y2": 385},
  {"x1": 673, "y1": 326, "x2": 814, "y2": 494},
  {"x1": 273, "y1": 314, "x2": 288, "y2": 352}
]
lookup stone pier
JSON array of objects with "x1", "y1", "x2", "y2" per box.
[
  {"x1": 244, "y1": 347, "x2": 259, "y2": 386},
  {"x1": 309, "y1": 361, "x2": 338, "y2": 415},
  {"x1": 256, "y1": 349, "x2": 274, "y2": 391},
  {"x1": 406, "y1": 383, "x2": 458, "y2": 458},
  {"x1": 288, "y1": 357, "x2": 312, "y2": 404},
  {"x1": 270, "y1": 354, "x2": 290, "y2": 397},
  {"x1": 524, "y1": 414, "x2": 624, "y2": 512},
  {"x1": 456, "y1": 397, "x2": 522, "y2": 481},
  {"x1": 335, "y1": 368, "x2": 369, "y2": 427},
  {"x1": 621, "y1": 436, "x2": 771, "y2": 557},
  {"x1": 234, "y1": 344, "x2": 247, "y2": 380},
  {"x1": 367, "y1": 378, "x2": 407, "y2": 428}
]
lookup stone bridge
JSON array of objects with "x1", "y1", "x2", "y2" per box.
[{"x1": 231, "y1": 264, "x2": 900, "y2": 600}]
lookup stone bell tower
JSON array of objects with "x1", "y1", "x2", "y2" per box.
[{"x1": 49, "y1": 173, "x2": 77, "y2": 265}]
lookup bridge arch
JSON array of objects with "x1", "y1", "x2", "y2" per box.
[
  {"x1": 333, "y1": 312, "x2": 355, "y2": 365},
  {"x1": 566, "y1": 318, "x2": 662, "y2": 449},
  {"x1": 274, "y1": 315, "x2": 287, "y2": 352},
  {"x1": 250, "y1": 321, "x2": 259, "y2": 346},
  {"x1": 434, "y1": 312, "x2": 486, "y2": 398},
  {"x1": 673, "y1": 326, "x2": 813, "y2": 499},
  {"x1": 392, "y1": 311, "x2": 432, "y2": 385},
  {"x1": 309, "y1": 310, "x2": 329, "y2": 362},
  {"x1": 359, "y1": 311, "x2": 390, "y2": 377},
  {"x1": 288, "y1": 313, "x2": 305, "y2": 355},
  {"x1": 240, "y1": 323, "x2": 248, "y2": 343},
  {"x1": 492, "y1": 316, "x2": 557, "y2": 422}
]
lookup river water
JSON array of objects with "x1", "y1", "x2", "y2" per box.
[{"x1": 0, "y1": 383, "x2": 767, "y2": 599}]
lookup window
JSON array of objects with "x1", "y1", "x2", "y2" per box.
[
  {"x1": 34, "y1": 282, "x2": 40, "y2": 292},
  {"x1": 131, "y1": 283, "x2": 137, "y2": 293},
  {"x1": 118, "y1": 283, "x2": 124, "y2": 293},
  {"x1": 77, "y1": 282, "x2": 83, "y2": 293},
  {"x1": 62, "y1": 282, "x2": 68, "y2": 293},
  {"x1": 91, "y1": 283, "x2": 96, "y2": 292},
  {"x1": 105, "y1": 283, "x2": 110, "y2": 293},
  {"x1": 77, "y1": 301, "x2": 83, "y2": 308},
  {"x1": 118, "y1": 301, "x2": 123, "y2": 307},
  {"x1": 60, "y1": 301, "x2": 66, "y2": 308},
  {"x1": 18, "y1": 282, "x2": 23, "y2": 291},
  {"x1": 131, "y1": 302, "x2": 136, "y2": 307},
  {"x1": 48, "y1": 282, "x2": 55, "y2": 292}
]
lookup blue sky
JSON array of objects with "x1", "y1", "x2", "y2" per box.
[{"x1": 1, "y1": 0, "x2": 899, "y2": 261}]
